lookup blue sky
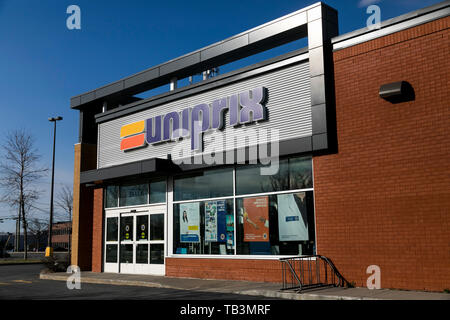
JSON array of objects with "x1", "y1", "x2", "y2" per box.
[{"x1": 0, "y1": 0, "x2": 442, "y2": 232}]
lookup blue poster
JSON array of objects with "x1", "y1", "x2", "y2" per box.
[
  {"x1": 205, "y1": 200, "x2": 227, "y2": 243},
  {"x1": 217, "y1": 201, "x2": 227, "y2": 243},
  {"x1": 226, "y1": 214, "x2": 234, "y2": 246}
]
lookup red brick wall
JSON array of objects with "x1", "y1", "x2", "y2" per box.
[
  {"x1": 72, "y1": 143, "x2": 96, "y2": 270},
  {"x1": 166, "y1": 258, "x2": 282, "y2": 283},
  {"x1": 91, "y1": 188, "x2": 104, "y2": 272},
  {"x1": 165, "y1": 18, "x2": 449, "y2": 291},
  {"x1": 314, "y1": 17, "x2": 450, "y2": 291}
]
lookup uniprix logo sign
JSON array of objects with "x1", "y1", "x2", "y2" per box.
[{"x1": 120, "y1": 87, "x2": 268, "y2": 152}]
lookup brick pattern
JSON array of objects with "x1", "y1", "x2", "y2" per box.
[
  {"x1": 314, "y1": 17, "x2": 450, "y2": 291},
  {"x1": 91, "y1": 188, "x2": 104, "y2": 272},
  {"x1": 71, "y1": 143, "x2": 97, "y2": 270},
  {"x1": 165, "y1": 18, "x2": 450, "y2": 291},
  {"x1": 166, "y1": 258, "x2": 283, "y2": 283}
]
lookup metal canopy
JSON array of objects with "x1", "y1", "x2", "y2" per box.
[{"x1": 71, "y1": 2, "x2": 338, "y2": 114}]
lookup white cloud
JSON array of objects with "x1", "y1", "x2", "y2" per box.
[{"x1": 358, "y1": 0, "x2": 382, "y2": 8}]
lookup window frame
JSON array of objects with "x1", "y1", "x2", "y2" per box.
[
  {"x1": 104, "y1": 178, "x2": 168, "y2": 210},
  {"x1": 170, "y1": 156, "x2": 316, "y2": 259}
]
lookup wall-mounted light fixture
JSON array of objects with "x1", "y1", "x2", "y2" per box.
[{"x1": 379, "y1": 81, "x2": 415, "y2": 103}]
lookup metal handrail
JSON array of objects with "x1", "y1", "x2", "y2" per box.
[{"x1": 279, "y1": 255, "x2": 350, "y2": 292}]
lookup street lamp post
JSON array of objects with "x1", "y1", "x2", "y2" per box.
[{"x1": 46, "y1": 116, "x2": 63, "y2": 257}]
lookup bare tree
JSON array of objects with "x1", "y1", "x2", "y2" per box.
[
  {"x1": 55, "y1": 184, "x2": 73, "y2": 222},
  {"x1": 0, "y1": 130, "x2": 47, "y2": 259},
  {"x1": 55, "y1": 184, "x2": 73, "y2": 254},
  {"x1": 28, "y1": 216, "x2": 48, "y2": 251}
]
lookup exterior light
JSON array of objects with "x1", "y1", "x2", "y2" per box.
[
  {"x1": 379, "y1": 81, "x2": 415, "y2": 103},
  {"x1": 45, "y1": 116, "x2": 63, "y2": 258}
]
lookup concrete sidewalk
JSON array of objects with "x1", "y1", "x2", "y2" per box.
[{"x1": 39, "y1": 271, "x2": 450, "y2": 300}]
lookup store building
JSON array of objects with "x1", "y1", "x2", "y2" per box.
[{"x1": 70, "y1": 2, "x2": 450, "y2": 291}]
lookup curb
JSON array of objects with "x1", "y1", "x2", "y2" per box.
[
  {"x1": 0, "y1": 261, "x2": 43, "y2": 266},
  {"x1": 39, "y1": 273, "x2": 380, "y2": 300}
]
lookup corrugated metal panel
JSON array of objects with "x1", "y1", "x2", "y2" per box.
[{"x1": 98, "y1": 60, "x2": 311, "y2": 169}]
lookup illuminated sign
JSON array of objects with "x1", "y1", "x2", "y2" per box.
[{"x1": 120, "y1": 87, "x2": 267, "y2": 151}]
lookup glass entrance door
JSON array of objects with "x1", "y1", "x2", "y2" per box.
[
  {"x1": 115, "y1": 206, "x2": 166, "y2": 275},
  {"x1": 119, "y1": 213, "x2": 135, "y2": 274}
]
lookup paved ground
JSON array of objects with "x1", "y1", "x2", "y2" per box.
[
  {"x1": 40, "y1": 268, "x2": 450, "y2": 301},
  {"x1": 0, "y1": 264, "x2": 280, "y2": 300},
  {"x1": 2, "y1": 264, "x2": 449, "y2": 301}
]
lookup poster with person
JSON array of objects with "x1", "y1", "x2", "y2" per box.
[
  {"x1": 277, "y1": 192, "x2": 308, "y2": 241},
  {"x1": 205, "y1": 200, "x2": 227, "y2": 243},
  {"x1": 180, "y1": 202, "x2": 200, "y2": 243},
  {"x1": 242, "y1": 196, "x2": 269, "y2": 242}
]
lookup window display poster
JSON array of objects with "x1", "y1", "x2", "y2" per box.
[
  {"x1": 226, "y1": 214, "x2": 234, "y2": 246},
  {"x1": 205, "y1": 200, "x2": 227, "y2": 243},
  {"x1": 277, "y1": 193, "x2": 308, "y2": 241},
  {"x1": 242, "y1": 197, "x2": 269, "y2": 242},
  {"x1": 180, "y1": 202, "x2": 200, "y2": 243}
]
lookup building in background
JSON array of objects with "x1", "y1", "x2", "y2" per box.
[
  {"x1": 51, "y1": 221, "x2": 72, "y2": 251},
  {"x1": 0, "y1": 221, "x2": 72, "y2": 253},
  {"x1": 0, "y1": 232, "x2": 47, "y2": 252},
  {"x1": 70, "y1": 1, "x2": 450, "y2": 292}
]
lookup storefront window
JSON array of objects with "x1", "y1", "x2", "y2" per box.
[
  {"x1": 120, "y1": 216, "x2": 133, "y2": 241},
  {"x1": 120, "y1": 244, "x2": 133, "y2": 263},
  {"x1": 150, "y1": 179, "x2": 166, "y2": 204},
  {"x1": 150, "y1": 214, "x2": 164, "y2": 241},
  {"x1": 235, "y1": 160, "x2": 289, "y2": 195},
  {"x1": 136, "y1": 244, "x2": 148, "y2": 264},
  {"x1": 150, "y1": 244, "x2": 164, "y2": 264},
  {"x1": 105, "y1": 186, "x2": 119, "y2": 208},
  {"x1": 119, "y1": 183, "x2": 148, "y2": 207},
  {"x1": 136, "y1": 215, "x2": 148, "y2": 241},
  {"x1": 174, "y1": 168, "x2": 233, "y2": 201},
  {"x1": 172, "y1": 157, "x2": 315, "y2": 257},
  {"x1": 105, "y1": 244, "x2": 117, "y2": 263},
  {"x1": 106, "y1": 217, "x2": 118, "y2": 241},
  {"x1": 173, "y1": 199, "x2": 235, "y2": 255},
  {"x1": 289, "y1": 157, "x2": 313, "y2": 189},
  {"x1": 236, "y1": 192, "x2": 315, "y2": 255},
  {"x1": 235, "y1": 157, "x2": 313, "y2": 195}
]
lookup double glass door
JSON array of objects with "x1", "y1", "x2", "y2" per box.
[{"x1": 104, "y1": 206, "x2": 165, "y2": 275}]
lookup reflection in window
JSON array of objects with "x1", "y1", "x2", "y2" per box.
[
  {"x1": 120, "y1": 244, "x2": 133, "y2": 263},
  {"x1": 119, "y1": 184, "x2": 148, "y2": 207},
  {"x1": 136, "y1": 215, "x2": 148, "y2": 241},
  {"x1": 150, "y1": 244, "x2": 164, "y2": 264},
  {"x1": 120, "y1": 216, "x2": 133, "y2": 241},
  {"x1": 235, "y1": 157, "x2": 313, "y2": 195},
  {"x1": 235, "y1": 160, "x2": 289, "y2": 195},
  {"x1": 150, "y1": 214, "x2": 164, "y2": 241},
  {"x1": 105, "y1": 186, "x2": 119, "y2": 208},
  {"x1": 236, "y1": 192, "x2": 315, "y2": 256},
  {"x1": 105, "y1": 244, "x2": 117, "y2": 263},
  {"x1": 174, "y1": 168, "x2": 233, "y2": 201},
  {"x1": 173, "y1": 199, "x2": 234, "y2": 255},
  {"x1": 289, "y1": 157, "x2": 313, "y2": 189},
  {"x1": 106, "y1": 217, "x2": 118, "y2": 241},
  {"x1": 150, "y1": 179, "x2": 166, "y2": 204},
  {"x1": 136, "y1": 244, "x2": 148, "y2": 264}
]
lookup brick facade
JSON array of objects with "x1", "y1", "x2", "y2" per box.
[
  {"x1": 166, "y1": 258, "x2": 282, "y2": 283},
  {"x1": 71, "y1": 143, "x2": 96, "y2": 270},
  {"x1": 91, "y1": 188, "x2": 104, "y2": 272},
  {"x1": 51, "y1": 221, "x2": 71, "y2": 249},
  {"x1": 83, "y1": 15, "x2": 449, "y2": 292},
  {"x1": 314, "y1": 17, "x2": 450, "y2": 291},
  {"x1": 165, "y1": 17, "x2": 450, "y2": 291}
]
